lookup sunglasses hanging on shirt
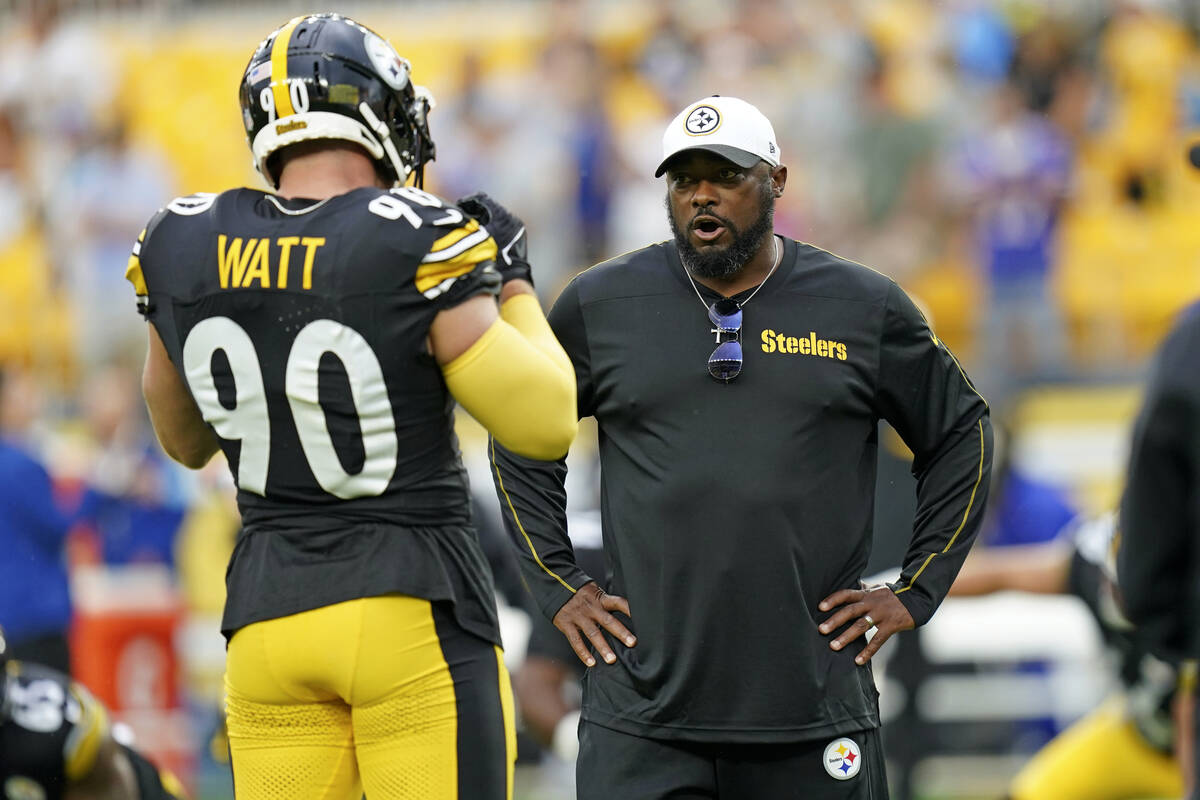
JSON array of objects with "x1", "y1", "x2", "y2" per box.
[
  {"x1": 683, "y1": 235, "x2": 782, "y2": 383},
  {"x1": 707, "y1": 299, "x2": 743, "y2": 382}
]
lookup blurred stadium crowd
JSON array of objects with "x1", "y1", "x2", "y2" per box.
[{"x1": 1, "y1": 0, "x2": 1200, "y2": 798}]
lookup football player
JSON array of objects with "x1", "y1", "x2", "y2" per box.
[
  {"x1": 125, "y1": 13, "x2": 577, "y2": 800},
  {"x1": 949, "y1": 512, "x2": 1184, "y2": 800},
  {"x1": 0, "y1": 628, "x2": 187, "y2": 800}
]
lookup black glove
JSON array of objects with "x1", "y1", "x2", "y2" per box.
[{"x1": 457, "y1": 192, "x2": 533, "y2": 286}]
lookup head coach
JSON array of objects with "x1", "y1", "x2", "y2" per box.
[{"x1": 489, "y1": 95, "x2": 994, "y2": 798}]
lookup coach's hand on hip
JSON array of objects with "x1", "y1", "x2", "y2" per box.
[
  {"x1": 818, "y1": 586, "x2": 914, "y2": 665},
  {"x1": 553, "y1": 581, "x2": 637, "y2": 667}
]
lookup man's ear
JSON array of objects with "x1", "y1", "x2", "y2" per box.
[{"x1": 770, "y1": 165, "x2": 788, "y2": 197}]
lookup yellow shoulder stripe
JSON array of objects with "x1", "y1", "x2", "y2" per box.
[
  {"x1": 126, "y1": 228, "x2": 148, "y2": 295},
  {"x1": 63, "y1": 685, "x2": 109, "y2": 781},
  {"x1": 421, "y1": 226, "x2": 493, "y2": 264},
  {"x1": 125, "y1": 254, "x2": 147, "y2": 296},
  {"x1": 415, "y1": 234, "x2": 496, "y2": 296},
  {"x1": 894, "y1": 418, "x2": 986, "y2": 595},
  {"x1": 428, "y1": 219, "x2": 482, "y2": 254}
]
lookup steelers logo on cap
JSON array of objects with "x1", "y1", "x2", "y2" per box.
[
  {"x1": 823, "y1": 737, "x2": 862, "y2": 780},
  {"x1": 685, "y1": 105, "x2": 721, "y2": 136}
]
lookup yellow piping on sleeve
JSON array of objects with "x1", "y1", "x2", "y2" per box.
[
  {"x1": 491, "y1": 437, "x2": 579, "y2": 595},
  {"x1": 895, "y1": 418, "x2": 986, "y2": 595}
]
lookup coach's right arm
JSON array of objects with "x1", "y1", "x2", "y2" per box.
[{"x1": 490, "y1": 276, "x2": 635, "y2": 667}]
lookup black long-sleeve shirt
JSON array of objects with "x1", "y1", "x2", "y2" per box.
[
  {"x1": 492, "y1": 238, "x2": 992, "y2": 742},
  {"x1": 1119, "y1": 301, "x2": 1200, "y2": 662}
]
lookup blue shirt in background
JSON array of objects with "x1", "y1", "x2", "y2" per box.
[{"x1": 0, "y1": 439, "x2": 75, "y2": 643}]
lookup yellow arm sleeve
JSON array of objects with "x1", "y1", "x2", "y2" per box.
[
  {"x1": 499, "y1": 293, "x2": 575, "y2": 375},
  {"x1": 442, "y1": 301, "x2": 577, "y2": 460}
]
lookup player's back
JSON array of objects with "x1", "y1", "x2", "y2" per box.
[
  {"x1": 129, "y1": 186, "x2": 505, "y2": 641},
  {"x1": 132, "y1": 185, "x2": 497, "y2": 527}
]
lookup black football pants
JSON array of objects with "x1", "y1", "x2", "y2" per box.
[{"x1": 577, "y1": 719, "x2": 888, "y2": 799}]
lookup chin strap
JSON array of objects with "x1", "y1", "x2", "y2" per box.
[{"x1": 410, "y1": 87, "x2": 437, "y2": 189}]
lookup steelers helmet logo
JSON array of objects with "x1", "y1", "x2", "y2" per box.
[
  {"x1": 823, "y1": 737, "x2": 862, "y2": 780},
  {"x1": 363, "y1": 32, "x2": 411, "y2": 90},
  {"x1": 685, "y1": 105, "x2": 721, "y2": 136}
]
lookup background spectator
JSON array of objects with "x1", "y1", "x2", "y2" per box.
[{"x1": 0, "y1": 367, "x2": 78, "y2": 674}]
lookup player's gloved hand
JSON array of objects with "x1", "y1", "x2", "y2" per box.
[{"x1": 456, "y1": 192, "x2": 533, "y2": 286}]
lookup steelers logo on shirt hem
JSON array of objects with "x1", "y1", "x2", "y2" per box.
[{"x1": 823, "y1": 737, "x2": 862, "y2": 780}]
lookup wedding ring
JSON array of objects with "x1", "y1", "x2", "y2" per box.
[{"x1": 863, "y1": 614, "x2": 876, "y2": 629}]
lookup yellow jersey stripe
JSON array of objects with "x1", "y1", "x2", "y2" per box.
[
  {"x1": 415, "y1": 236, "x2": 496, "y2": 295},
  {"x1": 490, "y1": 437, "x2": 579, "y2": 594},
  {"x1": 427, "y1": 220, "x2": 481, "y2": 254},
  {"x1": 415, "y1": 262, "x2": 477, "y2": 295},
  {"x1": 270, "y1": 17, "x2": 302, "y2": 118},
  {"x1": 895, "y1": 418, "x2": 986, "y2": 594},
  {"x1": 415, "y1": 257, "x2": 490, "y2": 295},
  {"x1": 63, "y1": 689, "x2": 108, "y2": 781},
  {"x1": 125, "y1": 254, "x2": 147, "y2": 296},
  {"x1": 421, "y1": 227, "x2": 493, "y2": 264},
  {"x1": 126, "y1": 227, "x2": 148, "y2": 295}
]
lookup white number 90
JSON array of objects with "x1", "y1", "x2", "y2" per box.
[{"x1": 183, "y1": 317, "x2": 398, "y2": 499}]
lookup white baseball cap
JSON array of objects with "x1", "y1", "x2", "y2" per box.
[{"x1": 655, "y1": 95, "x2": 781, "y2": 177}]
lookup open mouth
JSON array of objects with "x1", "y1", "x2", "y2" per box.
[{"x1": 692, "y1": 216, "x2": 727, "y2": 243}]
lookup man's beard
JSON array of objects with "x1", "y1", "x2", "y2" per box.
[{"x1": 668, "y1": 181, "x2": 775, "y2": 280}]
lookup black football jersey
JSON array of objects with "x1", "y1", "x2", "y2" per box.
[
  {"x1": 1067, "y1": 513, "x2": 1177, "y2": 752},
  {"x1": 491, "y1": 238, "x2": 992, "y2": 742},
  {"x1": 1, "y1": 661, "x2": 108, "y2": 800},
  {"x1": 127, "y1": 187, "x2": 504, "y2": 642}
]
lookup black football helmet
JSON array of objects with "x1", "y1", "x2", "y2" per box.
[{"x1": 239, "y1": 13, "x2": 436, "y2": 188}]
